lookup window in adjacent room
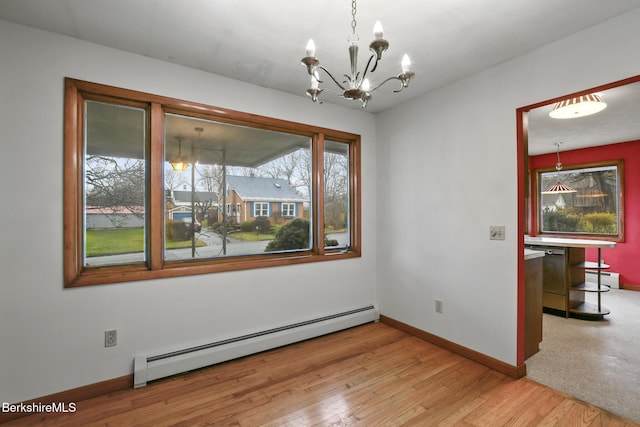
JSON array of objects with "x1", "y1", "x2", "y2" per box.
[{"x1": 536, "y1": 160, "x2": 624, "y2": 240}]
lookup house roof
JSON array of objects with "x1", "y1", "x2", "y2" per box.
[
  {"x1": 168, "y1": 190, "x2": 217, "y2": 204},
  {"x1": 226, "y1": 176, "x2": 306, "y2": 203}
]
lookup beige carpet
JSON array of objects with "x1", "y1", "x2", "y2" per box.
[{"x1": 525, "y1": 288, "x2": 640, "y2": 423}]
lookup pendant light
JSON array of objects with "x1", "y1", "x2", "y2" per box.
[
  {"x1": 171, "y1": 136, "x2": 189, "y2": 172},
  {"x1": 549, "y1": 93, "x2": 606, "y2": 119},
  {"x1": 542, "y1": 142, "x2": 577, "y2": 194}
]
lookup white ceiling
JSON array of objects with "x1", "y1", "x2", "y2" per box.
[
  {"x1": 527, "y1": 81, "x2": 640, "y2": 155},
  {"x1": 2, "y1": 0, "x2": 640, "y2": 154}
]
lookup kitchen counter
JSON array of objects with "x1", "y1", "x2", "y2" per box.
[
  {"x1": 524, "y1": 236, "x2": 615, "y2": 319},
  {"x1": 525, "y1": 236, "x2": 616, "y2": 249}
]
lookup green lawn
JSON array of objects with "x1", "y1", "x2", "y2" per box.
[{"x1": 86, "y1": 228, "x2": 204, "y2": 256}]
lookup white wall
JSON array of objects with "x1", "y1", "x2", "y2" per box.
[
  {"x1": 0, "y1": 20, "x2": 378, "y2": 403},
  {"x1": 3, "y1": 6, "x2": 640, "y2": 403},
  {"x1": 376, "y1": 9, "x2": 640, "y2": 365}
]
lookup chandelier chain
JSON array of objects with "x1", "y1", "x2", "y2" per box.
[
  {"x1": 555, "y1": 142, "x2": 563, "y2": 171},
  {"x1": 351, "y1": 0, "x2": 357, "y2": 35}
]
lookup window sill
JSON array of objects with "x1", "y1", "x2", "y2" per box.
[{"x1": 65, "y1": 250, "x2": 361, "y2": 287}]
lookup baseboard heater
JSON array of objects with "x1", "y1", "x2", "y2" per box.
[
  {"x1": 585, "y1": 270, "x2": 620, "y2": 289},
  {"x1": 134, "y1": 304, "x2": 379, "y2": 388}
]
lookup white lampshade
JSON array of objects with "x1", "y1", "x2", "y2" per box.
[{"x1": 549, "y1": 94, "x2": 607, "y2": 119}]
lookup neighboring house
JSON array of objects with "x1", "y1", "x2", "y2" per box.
[
  {"x1": 221, "y1": 175, "x2": 307, "y2": 224},
  {"x1": 85, "y1": 206, "x2": 144, "y2": 229},
  {"x1": 541, "y1": 193, "x2": 567, "y2": 212},
  {"x1": 166, "y1": 188, "x2": 217, "y2": 222}
]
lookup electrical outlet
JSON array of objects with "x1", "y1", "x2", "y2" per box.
[
  {"x1": 435, "y1": 300, "x2": 443, "y2": 314},
  {"x1": 105, "y1": 330, "x2": 117, "y2": 347},
  {"x1": 490, "y1": 225, "x2": 505, "y2": 240}
]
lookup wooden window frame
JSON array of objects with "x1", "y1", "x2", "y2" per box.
[
  {"x1": 64, "y1": 78, "x2": 361, "y2": 287},
  {"x1": 533, "y1": 159, "x2": 624, "y2": 242}
]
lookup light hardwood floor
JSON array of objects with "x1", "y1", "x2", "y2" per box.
[{"x1": 8, "y1": 323, "x2": 638, "y2": 426}]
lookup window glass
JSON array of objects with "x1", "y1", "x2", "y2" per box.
[
  {"x1": 539, "y1": 163, "x2": 622, "y2": 237},
  {"x1": 324, "y1": 140, "x2": 350, "y2": 248},
  {"x1": 282, "y1": 203, "x2": 295, "y2": 217},
  {"x1": 254, "y1": 203, "x2": 269, "y2": 217},
  {"x1": 65, "y1": 79, "x2": 360, "y2": 286},
  {"x1": 84, "y1": 101, "x2": 146, "y2": 267},
  {"x1": 163, "y1": 114, "x2": 312, "y2": 260}
]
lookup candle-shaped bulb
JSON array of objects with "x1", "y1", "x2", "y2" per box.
[
  {"x1": 373, "y1": 21, "x2": 384, "y2": 40},
  {"x1": 362, "y1": 78, "x2": 371, "y2": 92},
  {"x1": 401, "y1": 54, "x2": 411, "y2": 74},
  {"x1": 306, "y1": 39, "x2": 316, "y2": 57}
]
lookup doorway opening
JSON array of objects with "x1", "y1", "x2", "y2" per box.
[{"x1": 517, "y1": 74, "x2": 640, "y2": 423}]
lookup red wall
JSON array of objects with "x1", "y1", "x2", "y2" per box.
[{"x1": 529, "y1": 140, "x2": 640, "y2": 287}]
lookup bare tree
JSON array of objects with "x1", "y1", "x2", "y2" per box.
[
  {"x1": 197, "y1": 164, "x2": 222, "y2": 193},
  {"x1": 323, "y1": 152, "x2": 349, "y2": 202},
  {"x1": 85, "y1": 156, "x2": 145, "y2": 227},
  {"x1": 254, "y1": 149, "x2": 311, "y2": 197},
  {"x1": 294, "y1": 149, "x2": 313, "y2": 198},
  {"x1": 323, "y1": 152, "x2": 349, "y2": 230},
  {"x1": 164, "y1": 168, "x2": 189, "y2": 191},
  {"x1": 259, "y1": 151, "x2": 300, "y2": 186}
]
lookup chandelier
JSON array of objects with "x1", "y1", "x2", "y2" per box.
[{"x1": 301, "y1": 0, "x2": 415, "y2": 108}]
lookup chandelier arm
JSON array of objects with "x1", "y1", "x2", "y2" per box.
[
  {"x1": 360, "y1": 54, "x2": 376, "y2": 84},
  {"x1": 370, "y1": 58, "x2": 380, "y2": 73},
  {"x1": 392, "y1": 82, "x2": 409, "y2": 93},
  {"x1": 323, "y1": 87, "x2": 349, "y2": 98},
  {"x1": 369, "y1": 76, "x2": 403, "y2": 93},
  {"x1": 318, "y1": 66, "x2": 347, "y2": 91}
]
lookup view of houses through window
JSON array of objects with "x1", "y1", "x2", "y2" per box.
[
  {"x1": 163, "y1": 114, "x2": 317, "y2": 261},
  {"x1": 67, "y1": 78, "x2": 360, "y2": 286}
]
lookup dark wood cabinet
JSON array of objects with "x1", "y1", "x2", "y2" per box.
[
  {"x1": 524, "y1": 255, "x2": 543, "y2": 359},
  {"x1": 525, "y1": 237, "x2": 615, "y2": 320}
]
